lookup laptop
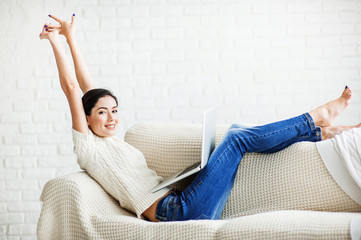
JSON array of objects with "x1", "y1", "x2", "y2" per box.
[{"x1": 151, "y1": 105, "x2": 218, "y2": 193}]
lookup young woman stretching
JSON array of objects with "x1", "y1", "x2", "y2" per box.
[{"x1": 40, "y1": 14, "x2": 360, "y2": 222}]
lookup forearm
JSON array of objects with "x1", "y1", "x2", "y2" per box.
[
  {"x1": 67, "y1": 37, "x2": 95, "y2": 94},
  {"x1": 49, "y1": 37, "x2": 80, "y2": 95}
]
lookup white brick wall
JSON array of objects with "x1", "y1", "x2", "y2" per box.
[{"x1": 1, "y1": 0, "x2": 361, "y2": 239}]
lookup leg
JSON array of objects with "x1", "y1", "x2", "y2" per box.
[
  {"x1": 228, "y1": 123, "x2": 322, "y2": 154},
  {"x1": 155, "y1": 87, "x2": 353, "y2": 221},
  {"x1": 309, "y1": 86, "x2": 352, "y2": 127},
  {"x1": 156, "y1": 113, "x2": 319, "y2": 221}
]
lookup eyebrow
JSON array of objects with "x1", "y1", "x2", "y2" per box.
[{"x1": 96, "y1": 106, "x2": 118, "y2": 111}]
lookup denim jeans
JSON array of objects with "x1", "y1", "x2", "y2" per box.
[{"x1": 155, "y1": 113, "x2": 321, "y2": 221}]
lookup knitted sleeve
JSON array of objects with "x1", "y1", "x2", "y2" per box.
[{"x1": 72, "y1": 129, "x2": 95, "y2": 170}]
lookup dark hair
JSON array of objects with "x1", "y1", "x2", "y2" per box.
[{"x1": 82, "y1": 88, "x2": 118, "y2": 116}]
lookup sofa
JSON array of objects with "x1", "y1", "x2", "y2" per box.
[{"x1": 38, "y1": 122, "x2": 361, "y2": 239}]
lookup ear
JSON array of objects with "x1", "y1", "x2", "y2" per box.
[{"x1": 86, "y1": 115, "x2": 90, "y2": 125}]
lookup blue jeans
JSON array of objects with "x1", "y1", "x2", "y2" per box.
[{"x1": 155, "y1": 113, "x2": 321, "y2": 221}]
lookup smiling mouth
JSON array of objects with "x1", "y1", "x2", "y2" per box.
[{"x1": 105, "y1": 124, "x2": 116, "y2": 130}]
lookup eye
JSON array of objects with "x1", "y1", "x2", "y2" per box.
[
  {"x1": 99, "y1": 111, "x2": 106, "y2": 115},
  {"x1": 112, "y1": 109, "x2": 118, "y2": 113}
]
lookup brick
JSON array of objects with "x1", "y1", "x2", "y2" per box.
[
  {"x1": 8, "y1": 202, "x2": 41, "y2": 213},
  {"x1": 20, "y1": 123, "x2": 52, "y2": 134},
  {"x1": 118, "y1": 4, "x2": 150, "y2": 16},
  {"x1": 32, "y1": 111, "x2": 66, "y2": 123},
  {"x1": 100, "y1": 64, "x2": 133, "y2": 76},
  {"x1": 341, "y1": 57, "x2": 361, "y2": 68},
  {"x1": 272, "y1": 59, "x2": 305, "y2": 70},
  {"x1": 287, "y1": 25, "x2": 320, "y2": 36},
  {"x1": 21, "y1": 145, "x2": 57, "y2": 156},
  {"x1": 184, "y1": 4, "x2": 216, "y2": 15},
  {"x1": 184, "y1": 28, "x2": 217, "y2": 39},
  {"x1": 151, "y1": 51, "x2": 184, "y2": 61},
  {"x1": 5, "y1": 157, "x2": 37, "y2": 168},
  {"x1": 287, "y1": 2, "x2": 322, "y2": 12},
  {"x1": 324, "y1": 46, "x2": 356, "y2": 57},
  {"x1": 22, "y1": 168, "x2": 56, "y2": 179},
  {"x1": 25, "y1": 213, "x2": 41, "y2": 223},
  {"x1": 151, "y1": 28, "x2": 182, "y2": 39},
  {"x1": 0, "y1": 213, "x2": 24, "y2": 224},
  {"x1": 252, "y1": 3, "x2": 286, "y2": 13},
  {"x1": 167, "y1": 62, "x2": 200, "y2": 74},
  {"x1": 305, "y1": 13, "x2": 340, "y2": 24},
  {"x1": 155, "y1": 97, "x2": 189, "y2": 108},
  {"x1": 38, "y1": 156, "x2": 76, "y2": 167},
  {"x1": 166, "y1": 39, "x2": 199, "y2": 50},
  {"x1": 8, "y1": 224, "x2": 37, "y2": 235},
  {"x1": 6, "y1": 180, "x2": 38, "y2": 190},
  {"x1": 117, "y1": 28, "x2": 149, "y2": 40},
  {"x1": 135, "y1": 109, "x2": 171, "y2": 121},
  {"x1": 83, "y1": 7, "x2": 117, "y2": 18},
  {"x1": 322, "y1": 24, "x2": 355, "y2": 34},
  {"x1": 271, "y1": 37, "x2": 305, "y2": 48},
  {"x1": 201, "y1": 16, "x2": 235, "y2": 27},
  {"x1": 134, "y1": 86, "x2": 167, "y2": 97},
  {"x1": 0, "y1": 169, "x2": 18, "y2": 180},
  {"x1": 117, "y1": 52, "x2": 151, "y2": 62},
  {"x1": 270, "y1": 13, "x2": 305, "y2": 25},
  {"x1": 323, "y1": 1, "x2": 361, "y2": 12},
  {"x1": 134, "y1": 63, "x2": 166, "y2": 74},
  {"x1": 306, "y1": 58, "x2": 339, "y2": 69},
  {"x1": 132, "y1": 17, "x2": 165, "y2": 28},
  {"x1": 38, "y1": 133, "x2": 71, "y2": 145},
  {"x1": 0, "y1": 191, "x2": 21, "y2": 201},
  {"x1": 150, "y1": 5, "x2": 182, "y2": 16},
  {"x1": 341, "y1": 35, "x2": 361, "y2": 45},
  {"x1": 99, "y1": 0, "x2": 131, "y2": 4},
  {"x1": 1, "y1": 112, "x2": 32, "y2": 124},
  {"x1": 0, "y1": 124, "x2": 19, "y2": 135},
  {"x1": 340, "y1": 12, "x2": 361, "y2": 23},
  {"x1": 166, "y1": 16, "x2": 200, "y2": 27},
  {"x1": 4, "y1": 135, "x2": 37, "y2": 145},
  {"x1": 0, "y1": 146, "x2": 21, "y2": 157},
  {"x1": 133, "y1": 39, "x2": 166, "y2": 51}
]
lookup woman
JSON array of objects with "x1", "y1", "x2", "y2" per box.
[{"x1": 40, "y1": 14, "x2": 360, "y2": 222}]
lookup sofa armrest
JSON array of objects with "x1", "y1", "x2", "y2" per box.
[{"x1": 38, "y1": 171, "x2": 135, "y2": 239}]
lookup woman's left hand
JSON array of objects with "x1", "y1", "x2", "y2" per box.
[{"x1": 47, "y1": 14, "x2": 76, "y2": 41}]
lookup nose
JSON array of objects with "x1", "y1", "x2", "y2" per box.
[{"x1": 107, "y1": 112, "x2": 114, "y2": 121}]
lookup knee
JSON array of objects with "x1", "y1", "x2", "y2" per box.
[
  {"x1": 229, "y1": 123, "x2": 242, "y2": 130},
  {"x1": 224, "y1": 128, "x2": 241, "y2": 143}
]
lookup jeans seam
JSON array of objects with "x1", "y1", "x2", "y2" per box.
[
  {"x1": 180, "y1": 142, "x2": 236, "y2": 204},
  {"x1": 246, "y1": 114, "x2": 314, "y2": 142}
]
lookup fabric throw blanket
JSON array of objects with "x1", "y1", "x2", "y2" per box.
[{"x1": 317, "y1": 127, "x2": 361, "y2": 206}]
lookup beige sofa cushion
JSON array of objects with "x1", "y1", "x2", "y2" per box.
[{"x1": 124, "y1": 122, "x2": 361, "y2": 219}]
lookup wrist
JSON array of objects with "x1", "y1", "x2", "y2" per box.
[{"x1": 66, "y1": 36, "x2": 76, "y2": 45}]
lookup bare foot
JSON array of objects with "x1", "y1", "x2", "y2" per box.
[
  {"x1": 321, "y1": 123, "x2": 361, "y2": 140},
  {"x1": 309, "y1": 87, "x2": 352, "y2": 127}
]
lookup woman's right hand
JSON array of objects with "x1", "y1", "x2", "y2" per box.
[
  {"x1": 46, "y1": 14, "x2": 76, "y2": 42},
  {"x1": 39, "y1": 24, "x2": 59, "y2": 41}
]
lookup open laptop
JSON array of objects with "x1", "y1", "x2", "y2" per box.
[{"x1": 151, "y1": 105, "x2": 218, "y2": 193}]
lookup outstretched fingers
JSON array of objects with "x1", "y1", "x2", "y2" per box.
[{"x1": 48, "y1": 14, "x2": 63, "y2": 24}]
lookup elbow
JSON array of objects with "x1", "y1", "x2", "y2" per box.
[{"x1": 61, "y1": 81, "x2": 79, "y2": 96}]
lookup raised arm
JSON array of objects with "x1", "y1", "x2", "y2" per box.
[
  {"x1": 39, "y1": 24, "x2": 89, "y2": 134},
  {"x1": 47, "y1": 14, "x2": 95, "y2": 94}
]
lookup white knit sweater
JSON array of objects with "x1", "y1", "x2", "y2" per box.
[
  {"x1": 72, "y1": 129, "x2": 171, "y2": 218},
  {"x1": 316, "y1": 127, "x2": 361, "y2": 206}
]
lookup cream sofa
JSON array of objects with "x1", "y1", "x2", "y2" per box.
[{"x1": 38, "y1": 122, "x2": 361, "y2": 239}]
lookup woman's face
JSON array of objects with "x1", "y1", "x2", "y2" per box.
[{"x1": 86, "y1": 96, "x2": 119, "y2": 138}]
